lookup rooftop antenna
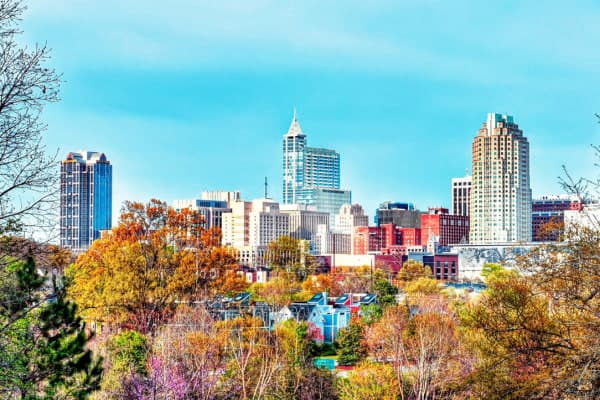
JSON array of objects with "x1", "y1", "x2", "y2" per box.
[{"x1": 264, "y1": 176, "x2": 268, "y2": 199}]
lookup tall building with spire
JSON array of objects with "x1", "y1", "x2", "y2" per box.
[
  {"x1": 282, "y1": 110, "x2": 307, "y2": 204},
  {"x1": 470, "y1": 113, "x2": 531, "y2": 243},
  {"x1": 282, "y1": 111, "x2": 349, "y2": 217},
  {"x1": 60, "y1": 151, "x2": 112, "y2": 252}
]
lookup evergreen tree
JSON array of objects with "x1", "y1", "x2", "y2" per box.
[
  {"x1": 0, "y1": 257, "x2": 102, "y2": 399},
  {"x1": 336, "y1": 320, "x2": 367, "y2": 366}
]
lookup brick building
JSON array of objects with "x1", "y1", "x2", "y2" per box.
[{"x1": 421, "y1": 207, "x2": 469, "y2": 246}]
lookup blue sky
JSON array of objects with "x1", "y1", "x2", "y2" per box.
[{"x1": 21, "y1": 0, "x2": 600, "y2": 223}]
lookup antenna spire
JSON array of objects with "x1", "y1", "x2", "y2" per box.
[{"x1": 264, "y1": 176, "x2": 268, "y2": 199}]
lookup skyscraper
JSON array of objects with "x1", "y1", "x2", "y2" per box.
[
  {"x1": 60, "y1": 151, "x2": 112, "y2": 251},
  {"x1": 470, "y1": 113, "x2": 531, "y2": 243},
  {"x1": 282, "y1": 110, "x2": 345, "y2": 215},
  {"x1": 282, "y1": 111, "x2": 307, "y2": 205},
  {"x1": 304, "y1": 147, "x2": 340, "y2": 189},
  {"x1": 451, "y1": 175, "x2": 471, "y2": 216}
]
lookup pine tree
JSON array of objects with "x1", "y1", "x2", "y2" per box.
[{"x1": 0, "y1": 257, "x2": 102, "y2": 399}]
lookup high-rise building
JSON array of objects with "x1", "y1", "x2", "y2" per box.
[
  {"x1": 282, "y1": 111, "x2": 348, "y2": 216},
  {"x1": 282, "y1": 112, "x2": 308, "y2": 205},
  {"x1": 280, "y1": 204, "x2": 329, "y2": 253},
  {"x1": 470, "y1": 113, "x2": 532, "y2": 243},
  {"x1": 222, "y1": 198, "x2": 290, "y2": 267},
  {"x1": 248, "y1": 199, "x2": 289, "y2": 247},
  {"x1": 173, "y1": 199, "x2": 231, "y2": 230},
  {"x1": 60, "y1": 151, "x2": 112, "y2": 252},
  {"x1": 451, "y1": 175, "x2": 471, "y2": 216},
  {"x1": 297, "y1": 187, "x2": 351, "y2": 219},
  {"x1": 334, "y1": 204, "x2": 369, "y2": 234},
  {"x1": 375, "y1": 201, "x2": 421, "y2": 228},
  {"x1": 304, "y1": 147, "x2": 340, "y2": 189},
  {"x1": 222, "y1": 200, "x2": 253, "y2": 248}
]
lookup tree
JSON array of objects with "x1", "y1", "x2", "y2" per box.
[
  {"x1": 266, "y1": 236, "x2": 315, "y2": 281},
  {"x1": 365, "y1": 298, "x2": 470, "y2": 400},
  {"x1": 0, "y1": 257, "x2": 102, "y2": 399},
  {"x1": 152, "y1": 305, "x2": 228, "y2": 400},
  {"x1": 404, "y1": 277, "x2": 441, "y2": 298},
  {"x1": 334, "y1": 265, "x2": 374, "y2": 294},
  {"x1": 336, "y1": 318, "x2": 367, "y2": 366},
  {"x1": 68, "y1": 199, "x2": 241, "y2": 333},
  {"x1": 100, "y1": 330, "x2": 149, "y2": 399},
  {"x1": 299, "y1": 273, "x2": 335, "y2": 300},
  {"x1": 219, "y1": 316, "x2": 280, "y2": 400},
  {"x1": 337, "y1": 362, "x2": 400, "y2": 400},
  {"x1": 373, "y1": 278, "x2": 398, "y2": 308},
  {"x1": 459, "y1": 267, "x2": 574, "y2": 399},
  {"x1": 397, "y1": 260, "x2": 433, "y2": 283},
  {"x1": 0, "y1": 0, "x2": 61, "y2": 246},
  {"x1": 480, "y1": 262, "x2": 504, "y2": 279},
  {"x1": 249, "y1": 276, "x2": 301, "y2": 311},
  {"x1": 272, "y1": 320, "x2": 314, "y2": 399}
]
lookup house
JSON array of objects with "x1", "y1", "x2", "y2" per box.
[{"x1": 274, "y1": 292, "x2": 376, "y2": 344}]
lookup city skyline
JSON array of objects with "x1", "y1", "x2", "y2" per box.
[{"x1": 20, "y1": 1, "x2": 600, "y2": 222}]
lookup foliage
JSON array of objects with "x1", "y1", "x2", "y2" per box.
[
  {"x1": 0, "y1": 258, "x2": 102, "y2": 399},
  {"x1": 366, "y1": 298, "x2": 472, "y2": 400},
  {"x1": 480, "y1": 262, "x2": 504, "y2": 279},
  {"x1": 99, "y1": 330, "x2": 149, "y2": 398},
  {"x1": 219, "y1": 316, "x2": 280, "y2": 400},
  {"x1": 107, "y1": 331, "x2": 148, "y2": 376},
  {"x1": 248, "y1": 276, "x2": 301, "y2": 310},
  {"x1": 267, "y1": 236, "x2": 316, "y2": 281},
  {"x1": 296, "y1": 367, "x2": 338, "y2": 400},
  {"x1": 337, "y1": 362, "x2": 400, "y2": 400},
  {"x1": 404, "y1": 277, "x2": 441, "y2": 298},
  {"x1": 336, "y1": 319, "x2": 367, "y2": 366},
  {"x1": 397, "y1": 260, "x2": 433, "y2": 283},
  {"x1": 334, "y1": 265, "x2": 373, "y2": 294},
  {"x1": 360, "y1": 303, "x2": 383, "y2": 325},
  {"x1": 372, "y1": 278, "x2": 398, "y2": 308},
  {"x1": 68, "y1": 199, "x2": 241, "y2": 333},
  {"x1": 299, "y1": 274, "x2": 335, "y2": 300},
  {"x1": 458, "y1": 224, "x2": 600, "y2": 399},
  {"x1": 272, "y1": 320, "x2": 314, "y2": 399}
]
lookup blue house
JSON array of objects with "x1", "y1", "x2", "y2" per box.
[{"x1": 276, "y1": 292, "x2": 374, "y2": 344}]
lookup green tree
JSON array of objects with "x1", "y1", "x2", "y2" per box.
[
  {"x1": 480, "y1": 262, "x2": 504, "y2": 279},
  {"x1": 336, "y1": 319, "x2": 367, "y2": 366},
  {"x1": 100, "y1": 330, "x2": 149, "y2": 398},
  {"x1": 373, "y1": 278, "x2": 398, "y2": 308},
  {"x1": 0, "y1": 258, "x2": 102, "y2": 399}
]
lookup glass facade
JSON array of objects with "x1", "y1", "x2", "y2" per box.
[
  {"x1": 297, "y1": 188, "x2": 351, "y2": 219},
  {"x1": 282, "y1": 112, "x2": 346, "y2": 211},
  {"x1": 60, "y1": 151, "x2": 112, "y2": 251}
]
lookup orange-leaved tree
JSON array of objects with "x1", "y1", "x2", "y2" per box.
[{"x1": 67, "y1": 199, "x2": 243, "y2": 333}]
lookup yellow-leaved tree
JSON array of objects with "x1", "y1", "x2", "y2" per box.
[{"x1": 67, "y1": 199, "x2": 245, "y2": 334}]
